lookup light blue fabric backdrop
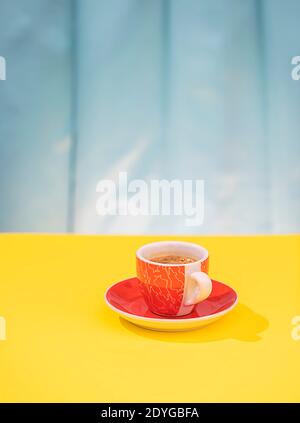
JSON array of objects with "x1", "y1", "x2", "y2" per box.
[{"x1": 0, "y1": 0, "x2": 299, "y2": 234}]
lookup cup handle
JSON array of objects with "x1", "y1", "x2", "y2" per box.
[{"x1": 184, "y1": 272, "x2": 212, "y2": 306}]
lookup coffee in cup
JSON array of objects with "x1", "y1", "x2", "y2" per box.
[{"x1": 150, "y1": 255, "x2": 197, "y2": 264}]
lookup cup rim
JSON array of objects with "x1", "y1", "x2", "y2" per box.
[{"x1": 136, "y1": 240, "x2": 209, "y2": 267}]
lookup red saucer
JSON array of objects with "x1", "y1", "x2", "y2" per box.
[{"x1": 105, "y1": 278, "x2": 238, "y2": 332}]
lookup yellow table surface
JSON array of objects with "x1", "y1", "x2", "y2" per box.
[{"x1": 0, "y1": 234, "x2": 299, "y2": 402}]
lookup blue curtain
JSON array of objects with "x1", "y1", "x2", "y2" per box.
[{"x1": 0, "y1": 0, "x2": 299, "y2": 234}]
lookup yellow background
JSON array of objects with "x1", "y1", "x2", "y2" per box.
[{"x1": 0, "y1": 234, "x2": 299, "y2": 402}]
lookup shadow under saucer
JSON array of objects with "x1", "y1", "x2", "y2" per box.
[{"x1": 119, "y1": 303, "x2": 269, "y2": 343}]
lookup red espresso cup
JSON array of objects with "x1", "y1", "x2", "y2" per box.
[{"x1": 136, "y1": 241, "x2": 212, "y2": 317}]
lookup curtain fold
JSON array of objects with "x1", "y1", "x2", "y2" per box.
[{"x1": 0, "y1": 0, "x2": 71, "y2": 231}]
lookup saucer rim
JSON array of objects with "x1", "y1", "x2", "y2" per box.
[{"x1": 104, "y1": 278, "x2": 238, "y2": 323}]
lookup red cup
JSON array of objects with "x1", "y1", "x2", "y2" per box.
[{"x1": 136, "y1": 241, "x2": 212, "y2": 316}]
